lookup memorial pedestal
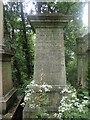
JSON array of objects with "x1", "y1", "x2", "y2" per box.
[
  {"x1": 76, "y1": 35, "x2": 88, "y2": 89},
  {"x1": 0, "y1": 46, "x2": 17, "y2": 115},
  {"x1": 23, "y1": 13, "x2": 71, "y2": 119},
  {"x1": 0, "y1": 2, "x2": 17, "y2": 118}
]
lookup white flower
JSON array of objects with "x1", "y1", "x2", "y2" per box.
[
  {"x1": 75, "y1": 98, "x2": 79, "y2": 101},
  {"x1": 30, "y1": 80, "x2": 35, "y2": 85},
  {"x1": 29, "y1": 104, "x2": 35, "y2": 108},
  {"x1": 74, "y1": 102, "x2": 80, "y2": 107},
  {"x1": 71, "y1": 93, "x2": 76, "y2": 98},
  {"x1": 78, "y1": 105, "x2": 83, "y2": 112},
  {"x1": 69, "y1": 103, "x2": 73, "y2": 107},
  {"x1": 31, "y1": 89, "x2": 35, "y2": 93},
  {"x1": 24, "y1": 96, "x2": 30, "y2": 102},
  {"x1": 61, "y1": 87, "x2": 68, "y2": 93},
  {"x1": 57, "y1": 113, "x2": 62, "y2": 119},
  {"x1": 41, "y1": 83, "x2": 52, "y2": 92},
  {"x1": 82, "y1": 100, "x2": 88, "y2": 105},
  {"x1": 39, "y1": 89, "x2": 43, "y2": 92},
  {"x1": 36, "y1": 105, "x2": 39, "y2": 108},
  {"x1": 44, "y1": 87, "x2": 50, "y2": 92},
  {"x1": 60, "y1": 96, "x2": 68, "y2": 103},
  {"x1": 21, "y1": 102, "x2": 25, "y2": 107},
  {"x1": 30, "y1": 80, "x2": 38, "y2": 86},
  {"x1": 26, "y1": 84, "x2": 30, "y2": 88},
  {"x1": 53, "y1": 113, "x2": 58, "y2": 118},
  {"x1": 71, "y1": 99, "x2": 76, "y2": 103},
  {"x1": 84, "y1": 96, "x2": 89, "y2": 99},
  {"x1": 26, "y1": 93, "x2": 32, "y2": 97}
]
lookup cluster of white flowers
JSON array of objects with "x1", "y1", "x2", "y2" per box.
[
  {"x1": 23, "y1": 81, "x2": 36, "y2": 105},
  {"x1": 60, "y1": 86, "x2": 76, "y2": 94},
  {"x1": 60, "y1": 87, "x2": 72, "y2": 93},
  {"x1": 22, "y1": 81, "x2": 52, "y2": 108},
  {"x1": 21, "y1": 81, "x2": 52, "y2": 118},
  {"x1": 26, "y1": 80, "x2": 38, "y2": 88},
  {"x1": 22, "y1": 81, "x2": 89, "y2": 119},
  {"x1": 54, "y1": 87, "x2": 89, "y2": 119},
  {"x1": 40, "y1": 82, "x2": 52, "y2": 92},
  {"x1": 26, "y1": 81, "x2": 52, "y2": 92}
]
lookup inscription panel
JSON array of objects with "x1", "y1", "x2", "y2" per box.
[{"x1": 34, "y1": 28, "x2": 66, "y2": 85}]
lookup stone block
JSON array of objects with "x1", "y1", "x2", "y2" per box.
[
  {"x1": 0, "y1": 46, "x2": 17, "y2": 115},
  {"x1": 23, "y1": 13, "x2": 71, "y2": 119},
  {"x1": 23, "y1": 85, "x2": 64, "y2": 119}
]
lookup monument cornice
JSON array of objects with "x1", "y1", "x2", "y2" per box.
[{"x1": 28, "y1": 13, "x2": 72, "y2": 29}]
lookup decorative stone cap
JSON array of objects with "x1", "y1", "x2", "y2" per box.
[
  {"x1": 0, "y1": 45, "x2": 13, "y2": 61},
  {"x1": 28, "y1": 13, "x2": 72, "y2": 29},
  {"x1": 2, "y1": 45, "x2": 13, "y2": 56},
  {"x1": 0, "y1": 45, "x2": 13, "y2": 62}
]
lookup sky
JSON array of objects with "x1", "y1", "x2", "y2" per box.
[{"x1": 82, "y1": 3, "x2": 88, "y2": 26}]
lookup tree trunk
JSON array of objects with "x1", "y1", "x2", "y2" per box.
[{"x1": 20, "y1": 2, "x2": 32, "y2": 79}]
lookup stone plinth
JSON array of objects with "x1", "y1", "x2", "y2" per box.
[
  {"x1": 76, "y1": 36, "x2": 88, "y2": 89},
  {"x1": 23, "y1": 13, "x2": 71, "y2": 119},
  {"x1": 0, "y1": 2, "x2": 17, "y2": 117},
  {"x1": 0, "y1": 46, "x2": 17, "y2": 115}
]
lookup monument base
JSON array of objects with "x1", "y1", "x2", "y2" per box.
[
  {"x1": 23, "y1": 105, "x2": 58, "y2": 119},
  {"x1": 23, "y1": 85, "x2": 66, "y2": 119},
  {"x1": 1, "y1": 88, "x2": 17, "y2": 114},
  {"x1": 3, "y1": 96, "x2": 24, "y2": 120}
]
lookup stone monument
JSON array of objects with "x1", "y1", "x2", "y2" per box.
[
  {"x1": 23, "y1": 13, "x2": 71, "y2": 119},
  {"x1": 87, "y1": 33, "x2": 90, "y2": 105},
  {"x1": 0, "y1": 1, "x2": 17, "y2": 118},
  {"x1": 76, "y1": 35, "x2": 88, "y2": 89}
]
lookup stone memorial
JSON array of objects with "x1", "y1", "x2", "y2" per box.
[
  {"x1": 23, "y1": 13, "x2": 71, "y2": 119},
  {"x1": 87, "y1": 33, "x2": 90, "y2": 101},
  {"x1": 76, "y1": 35, "x2": 88, "y2": 89},
  {"x1": 1, "y1": 46, "x2": 17, "y2": 114},
  {"x1": 0, "y1": 1, "x2": 17, "y2": 118}
]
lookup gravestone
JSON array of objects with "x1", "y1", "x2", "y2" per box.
[
  {"x1": 23, "y1": 13, "x2": 71, "y2": 119},
  {"x1": 2, "y1": 46, "x2": 17, "y2": 114},
  {"x1": 0, "y1": 1, "x2": 17, "y2": 118},
  {"x1": 76, "y1": 35, "x2": 88, "y2": 89},
  {"x1": 87, "y1": 33, "x2": 90, "y2": 105}
]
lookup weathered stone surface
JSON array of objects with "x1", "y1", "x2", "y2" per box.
[
  {"x1": 0, "y1": 1, "x2": 3, "y2": 45},
  {"x1": 2, "y1": 46, "x2": 14, "y2": 94},
  {"x1": 0, "y1": 46, "x2": 17, "y2": 114},
  {"x1": 23, "y1": 13, "x2": 71, "y2": 119},
  {"x1": 76, "y1": 35, "x2": 88, "y2": 89},
  {"x1": 28, "y1": 13, "x2": 71, "y2": 28},
  {"x1": 0, "y1": 1, "x2": 17, "y2": 116},
  {"x1": 34, "y1": 28, "x2": 66, "y2": 86}
]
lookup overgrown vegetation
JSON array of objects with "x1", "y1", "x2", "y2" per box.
[{"x1": 22, "y1": 81, "x2": 89, "y2": 120}]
